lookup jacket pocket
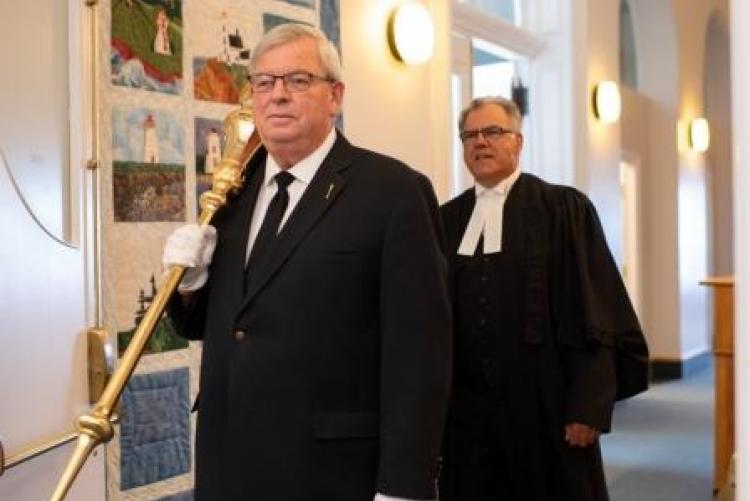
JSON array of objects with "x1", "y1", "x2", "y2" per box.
[{"x1": 312, "y1": 411, "x2": 379, "y2": 440}]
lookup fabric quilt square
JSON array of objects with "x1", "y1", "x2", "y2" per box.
[
  {"x1": 155, "y1": 490, "x2": 194, "y2": 501},
  {"x1": 120, "y1": 367, "x2": 191, "y2": 490}
]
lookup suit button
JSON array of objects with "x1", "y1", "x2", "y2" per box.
[
  {"x1": 479, "y1": 296, "x2": 488, "y2": 305},
  {"x1": 478, "y1": 318, "x2": 487, "y2": 327},
  {"x1": 234, "y1": 330, "x2": 246, "y2": 341},
  {"x1": 480, "y1": 275, "x2": 489, "y2": 282}
]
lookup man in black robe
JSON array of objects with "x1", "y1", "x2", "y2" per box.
[{"x1": 439, "y1": 96, "x2": 649, "y2": 501}]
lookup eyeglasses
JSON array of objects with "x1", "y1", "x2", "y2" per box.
[
  {"x1": 249, "y1": 71, "x2": 335, "y2": 93},
  {"x1": 459, "y1": 125, "x2": 517, "y2": 143}
]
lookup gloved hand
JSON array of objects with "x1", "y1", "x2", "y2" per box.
[{"x1": 162, "y1": 224, "x2": 217, "y2": 292}]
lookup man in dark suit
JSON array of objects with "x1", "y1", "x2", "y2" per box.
[
  {"x1": 439, "y1": 97, "x2": 649, "y2": 501},
  {"x1": 163, "y1": 24, "x2": 451, "y2": 501}
]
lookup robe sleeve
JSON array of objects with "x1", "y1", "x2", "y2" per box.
[{"x1": 551, "y1": 188, "x2": 649, "y2": 430}]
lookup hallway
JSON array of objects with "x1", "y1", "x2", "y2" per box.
[{"x1": 602, "y1": 365, "x2": 714, "y2": 500}]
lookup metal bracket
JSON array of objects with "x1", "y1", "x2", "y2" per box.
[
  {"x1": 88, "y1": 327, "x2": 114, "y2": 404},
  {"x1": 0, "y1": 432, "x2": 77, "y2": 477}
]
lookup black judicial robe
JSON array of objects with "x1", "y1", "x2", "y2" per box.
[{"x1": 439, "y1": 173, "x2": 649, "y2": 501}]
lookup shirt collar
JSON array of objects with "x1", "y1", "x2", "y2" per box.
[
  {"x1": 474, "y1": 167, "x2": 521, "y2": 198},
  {"x1": 264, "y1": 127, "x2": 337, "y2": 186}
]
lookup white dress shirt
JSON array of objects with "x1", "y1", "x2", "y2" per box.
[
  {"x1": 246, "y1": 127, "x2": 336, "y2": 263},
  {"x1": 457, "y1": 167, "x2": 521, "y2": 256}
]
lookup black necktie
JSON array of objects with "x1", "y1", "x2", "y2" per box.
[{"x1": 245, "y1": 171, "x2": 295, "y2": 284}]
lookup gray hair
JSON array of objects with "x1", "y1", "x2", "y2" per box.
[
  {"x1": 458, "y1": 96, "x2": 522, "y2": 133},
  {"x1": 250, "y1": 23, "x2": 343, "y2": 82}
]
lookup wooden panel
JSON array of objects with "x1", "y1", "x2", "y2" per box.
[{"x1": 701, "y1": 276, "x2": 734, "y2": 492}]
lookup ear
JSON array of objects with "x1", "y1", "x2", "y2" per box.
[{"x1": 329, "y1": 80, "x2": 345, "y2": 115}]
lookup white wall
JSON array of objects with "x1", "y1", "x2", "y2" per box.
[
  {"x1": 340, "y1": 0, "x2": 452, "y2": 201},
  {"x1": 673, "y1": 0, "x2": 729, "y2": 359},
  {"x1": 626, "y1": 0, "x2": 681, "y2": 360},
  {"x1": 615, "y1": 0, "x2": 727, "y2": 362},
  {"x1": 581, "y1": 0, "x2": 624, "y2": 266},
  {"x1": 705, "y1": 11, "x2": 734, "y2": 276},
  {"x1": 730, "y1": 1, "x2": 750, "y2": 495},
  {"x1": 620, "y1": 87, "x2": 655, "y2": 346}
]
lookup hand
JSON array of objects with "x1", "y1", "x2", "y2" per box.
[
  {"x1": 162, "y1": 224, "x2": 217, "y2": 292},
  {"x1": 564, "y1": 422, "x2": 600, "y2": 448}
]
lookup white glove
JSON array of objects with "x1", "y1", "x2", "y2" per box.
[
  {"x1": 374, "y1": 494, "x2": 430, "y2": 501},
  {"x1": 162, "y1": 224, "x2": 217, "y2": 292}
]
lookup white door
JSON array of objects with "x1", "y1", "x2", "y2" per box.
[
  {"x1": 0, "y1": 1, "x2": 106, "y2": 499},
  {"x1": 450, "y1": 32, "x2": 474, "y2": 196},
  {"x1": 619, "y1": 158, "x2": 642, "y2": 318}
]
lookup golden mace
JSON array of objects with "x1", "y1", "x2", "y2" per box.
[{"x1": 50, "y1": 86, "x2": 262, "y2": 500}]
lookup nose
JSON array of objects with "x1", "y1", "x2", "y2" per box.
[
  {"x1": 473, "y1": 132, "x2": 490, "y2": 146},
  {"x1": 269, "y1": 77, "x2": 290, "y2": 101}
]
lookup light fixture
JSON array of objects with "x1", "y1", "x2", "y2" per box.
[
  {"x1": 387, "y1": 1, "x2": 435, "y2": 65},
  {"x1": 689, "y1": 117, "x2": 710, "y2": 152},
  {"x1": 593, "y1": 81, "x2": 622, "y2": 123},
  {"x1": 512, "y1": 76, "x2": 529, "y2": 116}
]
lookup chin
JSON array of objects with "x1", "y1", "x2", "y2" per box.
[
  {"x1": 471, "y1": 167, "x2": 501, "y2": 180},
  {"x1": 261, "y1": 129, "x2": 300, "y2": 144}
]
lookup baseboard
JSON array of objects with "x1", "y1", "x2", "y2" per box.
[{"x1": 650, "y1": 351, "x2": 711, "y2": 381}]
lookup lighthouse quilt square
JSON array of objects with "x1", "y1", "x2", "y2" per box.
[
  {"x1": 111, "y1": 0, "x2": 184, "y2": 95},
  {"x1": 191, "y1": 3, "x2": 260, "y2": 104},
  {"x1": 120, "y1": 367, "x2": 191, "y2": 490},
  {"x1": 194, "y1": 117, "x2": 226, "y2": 215},
  {"x1": 112, "y1": 106, "x2": 186, "y2": 222}
]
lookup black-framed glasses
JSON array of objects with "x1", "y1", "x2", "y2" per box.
[
  {"x1": 249, "y1": 71, "x2": 335, "y2": 93},
  {"x1": 460, "y1": 125, "x2": 517, "y2": 143}
]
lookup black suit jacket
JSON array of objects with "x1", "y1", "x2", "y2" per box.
[{"x1": 170, "y1": 131, "x2": 452, "y2": 500}]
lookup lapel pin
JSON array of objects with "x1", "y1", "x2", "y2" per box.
[{"x1": 325, "y1": 183, "x2": 335, "y2": 200}]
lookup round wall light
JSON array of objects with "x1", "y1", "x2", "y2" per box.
[
  {"x1": 689, "y1": 117, "x2": 710, "y2": 153},
  {"x1": 387, "y1": 1, "x2": 435, "y2": 65},
  {"x1": 593, "y1": 80, "x2": 622, "y2": 124}
]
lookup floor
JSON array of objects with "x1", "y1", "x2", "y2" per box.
[{"x1": 602, "y1": 366, "x2": 715, "y2": 500}]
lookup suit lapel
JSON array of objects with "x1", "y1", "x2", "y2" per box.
[
  {"x1": 217, "y1": 149, "x2": 266, "y2": 304},
  {"x1": 239, "y1": 132, "x2": 353, "y2": 309}
]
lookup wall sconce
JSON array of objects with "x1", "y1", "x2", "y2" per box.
[
  {"x1": 387, "y1": 1, "x2": 435, "y2": 65},
  {"x1": 688, "y1": 117, "x2": 710, "y2": 152},
  {"x1": 593, "y1": 81, "x2": 621, "y2": 123},
  {"x1": 512, "y1": 77, "x2": 529, "y2": 116}
]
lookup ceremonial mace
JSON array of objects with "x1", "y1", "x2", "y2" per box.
[{"x1": 50, "y1": 86, "x2": 261, "y2": 500}]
